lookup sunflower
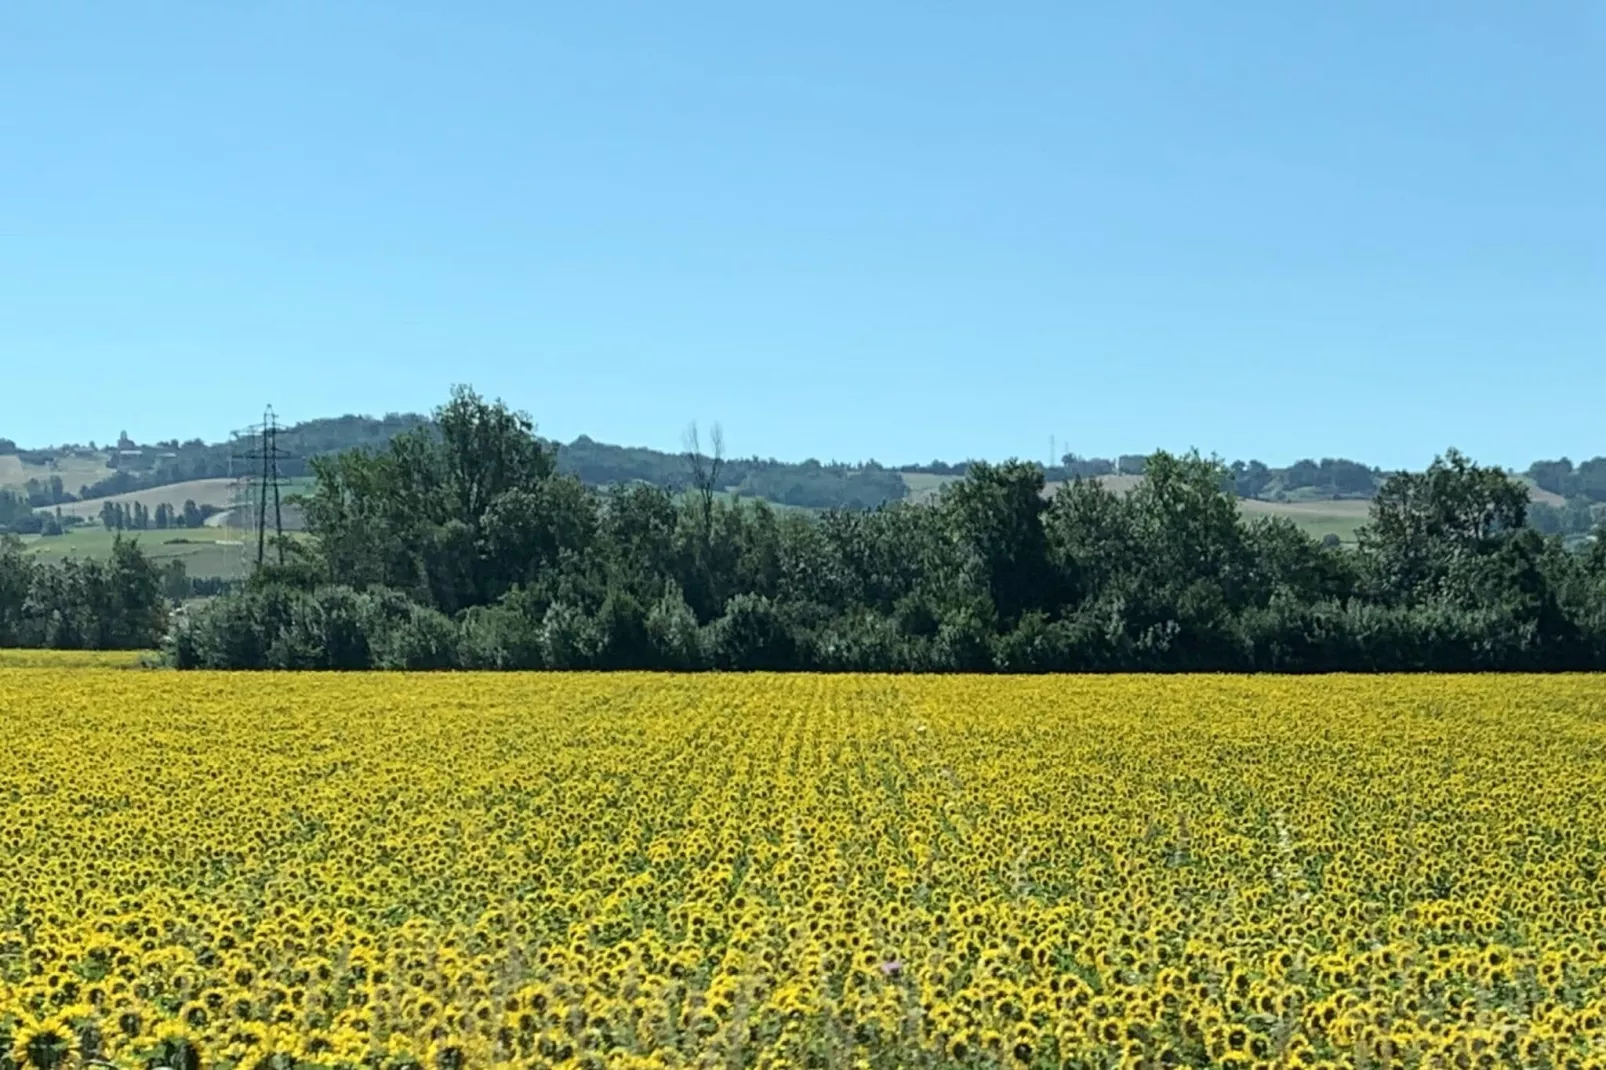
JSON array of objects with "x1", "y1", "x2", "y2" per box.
[
  {"x1": 147, "y1": 1021, "x2": 206, "y2": 1070},
  {"x1": 9, "y1": 1016, "x2": 76, "y2": 1069}
]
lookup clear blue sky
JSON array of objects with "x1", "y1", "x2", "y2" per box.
[{"x1": 2, "y1": 2, "x2": 1601, "y2": 470}]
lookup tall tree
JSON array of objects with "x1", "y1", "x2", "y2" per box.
[
  {"x1": 303, "y1": 385, "x2": 572, "y2": 612},
  {"x1": 682, "y1": 421, "x2": 725, "y2": 543},
  {"x1": 1360, "y1": 448, "x2": 1530, "y2": 604},
  {"x1": 941, "y1": 461, "x2": 1054, "y2": 627}
]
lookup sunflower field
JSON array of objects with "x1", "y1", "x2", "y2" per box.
[{"x1": 2, "y1": 670, "x2": 1606, "y2": 1070}]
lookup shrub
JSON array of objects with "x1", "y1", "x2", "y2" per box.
[
  {"x1": 645, "y1": 584, "x2": 705, "y2": 670},
  {"x1": 706, "y1": 594, "x2": 797, "y2": 671}
]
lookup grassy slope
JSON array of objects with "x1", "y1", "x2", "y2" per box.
[
  {"x1": 1521, "y1": 479, "x2": 1567, "y2": 508},
  {"x1": 43, "y1": 476, "x2": 318, "y2": 521},
  {"x1": 898, "y1": 472, "x2": 955, "y2": 504},
  {"x1": 48, "y1": 478, "x2": 240, "y2": 519},
  {"x1": 0, "y1": 452, "x2": 116, "y2": 493},
  {"x1": 1235, "y1": 497, "x2": 1372, "y2": 543},
  {"x1": 20, "y1": 525, "x2": 256, "y2": 581}
]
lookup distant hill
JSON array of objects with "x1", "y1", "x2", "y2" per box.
[
  {"x1": 4, "y1": 418, "x2": 1604, "y2": 543},
  {"x1": 0, "y1": 415, "x2": 429, "y2": 517},
  {"x1": 556, "y1": 435, "x2": 908, "y2": 510}
]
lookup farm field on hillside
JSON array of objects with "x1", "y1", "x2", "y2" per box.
[
  {"x1": 1236, "y1": 498, "x2": 1373, "y2": 544},
  {"x1": 19, "y1": 525, "x2": 255, "y2": 580},
  {"x1": 49, "y1": 478, "x2": 257, "y2": 520},
  {"x1": 2, "y1": 672, "x2": 1605, "y2": 1068},
  {"x1": 0, "y1": 452, "x2": 115, "y2": 493}
]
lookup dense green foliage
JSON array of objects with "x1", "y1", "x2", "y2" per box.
[
  {"x1": 1528, "y1": 457, "x2": 1606, "y2": 502},
  {"x1": 167, "y1": 388, "x2": 1606, "y2": 672},
  {"x1": 1228, "y1": 456, "x2": 1380, "y2": 499},
  {"x1": 0, "y1": 536, "x2": 168, "y2": 649},
  {"x1": 0, "y1": 491, "x2": 35, "y2": 533},
  {"x1": 1529, "y1": 497, "x2": 1606, "y2": 540},
  {"x1": 1523, "y1": 457, "x2": 1606, "y2": 542}
]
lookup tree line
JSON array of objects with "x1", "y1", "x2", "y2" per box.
[
  {"x1": 98, "y1": 498, "x2": 218, "y2": 531},
  {"x1": 164, "y1": 387, "x2": 1606, "y2": 672},
  {"x1": 0, "y1": 537, "x2": 168, "y2": 650}
]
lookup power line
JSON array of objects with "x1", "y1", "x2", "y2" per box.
[{"x1": 231, "y1": 406, "x2": 294, "y2": 569}]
